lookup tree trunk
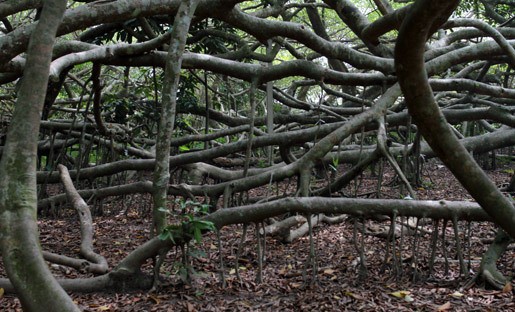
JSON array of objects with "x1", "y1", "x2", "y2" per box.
[
  {"x1": 0, "y1": 0, "x2": 80, "y2": 311},
  {"x1": 152, "y1": 0, "x2": 200, "y2": 234},
  {"x1": 149, "y1": 0, "x2": 200, "y2": 290}
]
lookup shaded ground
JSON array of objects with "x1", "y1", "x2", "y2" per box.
[{"x1": 1, "y1": 159, "x2": 514, "y2": 311}]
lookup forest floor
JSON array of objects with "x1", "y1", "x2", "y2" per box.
[{"x1": 1, "y1": 158, "x2": 515, "y2": 311}]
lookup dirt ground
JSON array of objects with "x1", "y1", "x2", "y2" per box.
[{"x1": 1, "y1": 158, "x2": 514, "y2": 311}]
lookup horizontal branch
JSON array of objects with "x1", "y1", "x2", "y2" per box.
[
  {"x1": 4, "y1": 196, "x2": 500, "y2": 294},
  {"x1": 115, "y1": 196, "x2": 495, "y2": 286}
]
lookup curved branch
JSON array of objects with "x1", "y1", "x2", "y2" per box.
[
  {"x1": 0, "y1": 0, "x2": 242, "y2": 66},
  {"x1": 362, "y1": 4, "x2": 411, "y2": 45},
  {"x1": 395, "y1": 0, "x2": 515, "y2": 237},
  {"x1": 444, "y1": 18, "x2": 515, "y2": 66},
  {"x1": 49, "y1": 32, "x2": 173, "y2": 80},
  {"x1": 0, "y1": 0, "x2": 42, "y2": 19},
  {"x1": 58, "y1": 164, "x2": 108, "y2": 273}
]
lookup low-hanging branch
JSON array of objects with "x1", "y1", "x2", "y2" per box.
[{"x1": 0, "y1": 196, "x2": 495, "y2": 294}]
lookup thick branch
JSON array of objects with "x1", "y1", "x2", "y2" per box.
[{"x1": 395, "y1": 0, "x2": 515, "y2": 237}]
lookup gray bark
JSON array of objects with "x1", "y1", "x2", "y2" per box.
[
  {"x1": 152, "y1": 0, "x2": 199, "y2": 233},
  {"x1": 395, "y1": 0, "x2": 515, "y2": 238},
  {"x1": 0, "y1": 0, "x2": 80, "y2": 310}
]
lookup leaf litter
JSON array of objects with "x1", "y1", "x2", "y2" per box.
[{"x1": 0, "y1": 160, "x2": 514, "y2": 311}]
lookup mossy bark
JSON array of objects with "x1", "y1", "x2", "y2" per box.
[
  {"x1": 478, "y1": 230, "x2": 512, "y2": 289},
  {"x1": 0, "y1": 0, "x2": 79, "y2": 310},
  {"x1": 152, "y1": 0, "x2": 200, "y2": 234}
]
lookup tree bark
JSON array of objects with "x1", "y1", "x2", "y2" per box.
[
  {"x1": 0, "y1": 0, "x2": 80, "y2": 311},
  {"x1": 58, "y1": 164, "x2": 108, "y2": 274},
  {"x1": 152, "y1": 0, "x2": 199, "y2": 233},
  {"x1": 395, "y1": 0, "x2": 515, "y2": 238}
]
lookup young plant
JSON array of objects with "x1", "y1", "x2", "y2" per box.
[
  {"x1": 158, "y1": 199, "x2": 216, "y2": 283},
  {"x1": 158, "y1": 199, "x2": 215, "y2": 243}
]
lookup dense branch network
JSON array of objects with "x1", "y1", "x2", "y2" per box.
[{"x1": 0, "y1": 0, "x2": 514, "y2": 294}]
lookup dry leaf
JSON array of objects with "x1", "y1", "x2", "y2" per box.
[
  {"x1": 323, "y1": 268, "x2": 336, "y2": 275},
  {"x1": 0, "y1": 288, "x2": 4, "y2": 298},
  {"x1": 345, "y1": 292, "x2": 364, "y2": 300},
  {"x1": 502, "y1": 282, "x2": 512, "y2": 293},
  {"x1": 437, "y1": 301, "x2": 451, "y2": 311},
  {"x1": 148, "y1": 295, "x2": 161, "y2": 304},
  {"x1": 450, "y1": 291, "x2": 464, "y2": 298},
  {"x1": 390, "y1": 290, "x2": 411, "y2": 298},
  {"x1": 390, "y1": 290, "x2": 414, "y2": 302},
  {"x1": 403, "y1": 295, "x2": 414, "y2": 302}
]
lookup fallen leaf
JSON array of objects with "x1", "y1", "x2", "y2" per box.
[
  {"x1": 502, "y1": 282, "x2": 512, "y2": 293},
  {"x1": 148, "y1": 295, "x2": 161, "y2": 304},
  {"x1": 390, "y1": 290, "x2": 414, "y2": 302},
  {"x1": 345, "y1": 292, "x2": 364, "y2": 300},
  {"x1": 390, "y1": 290, "x2": 411, "y2": 298},
  {"x1": 0, "y1": 288, "x2": 4, "y2": 298},
  {"x1": 437, "y1": 302, "x2": 451, "y2": 311},
  {"x1": 403, "y1": 295, "x2": 414, "y2": 302},
  {"x1": 450, "y1": 291, "x2": 464, "y2": 298},
  {"x1": 323, "y1": 268, "x2": 336, "y2": 275},
  {"x1": 98, "y1": 305, "x2": 111, "y2": 311}
]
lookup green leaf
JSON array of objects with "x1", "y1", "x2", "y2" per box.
[
  {"x1": 193, "y1": 220, "x2": 215, "y2": 231},
  {"x1": 158, "y1": 231, "x2": 171, "y2": 241},
  {"x1": 332, "y1": 156, "x2": 339, "y2": 167}
]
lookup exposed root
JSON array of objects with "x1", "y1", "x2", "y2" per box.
[{"x1": 476, "y1": 229, "x2": 512, "y2": 289}]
